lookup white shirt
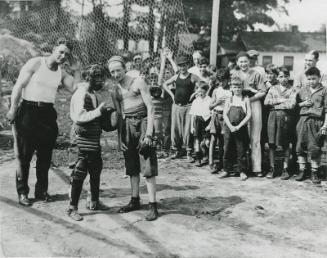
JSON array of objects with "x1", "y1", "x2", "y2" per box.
[
  {"x1": 70, "y1": 83, "x2": 102, "y2": 123},
  {"x1": 189, "y1": 95, "x2": 212, "y2": 121},
  {"x1": 213, "y1": 87, "x2": 232, "y2": 111}
]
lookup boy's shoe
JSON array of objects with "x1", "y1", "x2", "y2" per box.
[
  {"x1": 218, "y1": 170, "x2": 229, "y2": 178},
  {"x1": 18, "y1": 194, "x2": 32, "y2": 206},
  {"x1": 280, "y1": 168, "x2": 290, "y2": 180},
  {"x1": 201, "y1": 157, "x2": 209, "y2": 165},
  {"x1": 195, "y1": 159, "x2": 202, "y2": 167},
  {"x1": 208, "y1": 164, "x2": 217, "y2": 174},
  {"x1": 295, "y1": 169, "x2": 306, "y2": 181},
  {"x1": 266, "y1": 167, "x2": 275, "y2": 179},
  {"x1": 240, "y1": 172, "x2": 248, "y2": 181},
  {"x1": 186, "y1": 151, "x2": 193, "y2": 161},
  {"x1": 118, "y1": 197, "x2": 141, "y2": 213},
  {"x1": 87, "y1": 200, "x2": 109, "y2": 211},
  {"x1": 145, "y1": 202, "x2": 159, "y2": 221},
  {"x1": 311, "y1": 170, "x2": 321, "y2": 184},
  {"x1": 35, "y1": 192, "x2": 52, "y2": 202},
  {"x1": 66, "y1": 208, "x2": 83, "y2": 221},
  {"x1": 256, "y1": 172, "x2": 264, "y2": 178}
]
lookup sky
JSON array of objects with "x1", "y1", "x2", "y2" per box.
[
  {"x1": 64, "y1": 0, "x2": 327, "y2": 32},
  {"x1": 256, "y1": 0, "x2": 327, "y2": 32}
]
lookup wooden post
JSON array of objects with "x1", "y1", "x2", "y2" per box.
[{"x1": 210, "y1": 0, "x2": 220, "y2": 66}]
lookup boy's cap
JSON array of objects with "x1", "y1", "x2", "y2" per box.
[
  {"x1": 230, "y1": 76, "x2": 243, "y2": 85},
  {"x1": 176, "y1": 55, "x2": 189, "y2": 65},
  {"x1": 247, "y1": 50, "x2": 260, "y2": 57},
  {"x1": 108, "y1": 55, "x2": 125, "y2": 66}
]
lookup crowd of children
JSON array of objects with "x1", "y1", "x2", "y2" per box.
[{"x1": 161, "y1": 50, "x2": 327, "y2": 185}]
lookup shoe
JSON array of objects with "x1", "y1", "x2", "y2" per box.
[
  {"x1": 66, "y1": 208, "x2": 83, "y2": 221},
  {"x1": 218, "y1": 170, "x2": 229, "y2": 178},
  {"x1": 208, "y1": 164, "x2": 217, "y2": 174},
  {"x1": 201, "y1": 157, "x2": 209, "y2": 164},
  {"x1": 145, "y1": 202, "x2": 159, "y2": 221},
  {"x1": 266, "y1": 167, "x2": 275, "y2": 179},
  {"x1": 295, "y1": 170, "x2": 306, "y2": 181},
  {"x1": 311, "y1": 170, "x2": 321, "y2": 185},
  {"x1": 256, "y1": 172, "x2": 264, "y2": 178},
  {"x1": 186, "y1": 151, "x2": 193, "y2": 162},
  {"x1": 195, "y1": 159, "x2": 202, "y2": 167},
  {"x1": 35, "y1": 192, "x2": 52, "y2": 202},
  {"x1": 240, "y1": 172, "x2": 248, "y2": 181},
  {"x1": 18, "y1": 194, "x2": 32, "y2": 206},
  {"x1": 280, "y1": 168, "x2": 290, "y2": 180},
  {"x1": 118, "y1": 197, "x2": 141, "y2": 213},
  {"x1": 171, "y1": 151, "x2": 181, "y2": 159},
  {"x1": 87, "y1": 200, "x2": 109, "y2": 211}
]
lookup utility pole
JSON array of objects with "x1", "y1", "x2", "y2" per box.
[{"x1": 210, "y1": 0, "x2": 220, "y2": 66}]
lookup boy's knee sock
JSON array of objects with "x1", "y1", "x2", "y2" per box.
[
  {"x1": 298, "y1": 156, "x2": 306, "y2": 170},
  {"x1": 70, "y1": 180, "x2": 84, "y2": 208}
]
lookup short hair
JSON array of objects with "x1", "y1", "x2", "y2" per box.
[
  {"x1": 82, "y1": 64, "x2": 105, "y2": 81},
  {"x1": 107, "y1": 55, "x2": 126, "y2": 69},
  {"x1": 236, "y1": 51, "x2": 250, "y2": 61},
  {"x1": 265, "y1": 64, "x2": 278, "y2": 76},
  {"x1": 198, "y1": 81, "x2": 209, "y2": 91},
  {"x1": 230, "y1": 76, "x2": 243, "y2": 86},
  {"x1": 308, "y1": 50, "x2": 319, "y2": 60},
  {"x1": 198, "y1": 57, "x2": 209, "y2": 65},
  {"x1": 216, "y1": 67, "x2": 230, "y2": 81},
  {"x1": 56, "y1": 37, "x2": 73, "y2": 51},
  {"x1": 305, "y1": 66, "x2": 321, "y2": 77},
  {"x1": 276, "y1": 66, "x2": 290, "y2": 77}
]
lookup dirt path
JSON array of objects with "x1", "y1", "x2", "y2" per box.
[{"x1": 1, "y1": 154, "x2": 327, "y2": 258}]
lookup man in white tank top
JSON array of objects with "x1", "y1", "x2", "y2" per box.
[{"x1": 7, "y1": 38, "x2": 80, "y2": 206}]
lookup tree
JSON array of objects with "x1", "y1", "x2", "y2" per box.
[{"x1": 183, "y1": 0, "x2": 293, "y2": 40}]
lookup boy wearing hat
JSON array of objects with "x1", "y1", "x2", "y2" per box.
[{"x1": 163, "y1": 55, "x2": 201, "y2": 159}]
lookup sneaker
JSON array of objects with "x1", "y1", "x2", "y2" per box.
[
  {"x1": 66, "y1": 208, "x2": 83, "y2": 221},
  {"x1": 295, "y1": 170, "x2": 306, "y2": 181},
  {"x1": 35, "y1": 192, "x2": 52, "y2": 202},
  {"x1": 266, "y1": 167, "x2": 275, "y2": 179},
  {"x1": 256, "y1": 172, "x2": 264, "y2": 178},
  {"x1": 171, "y1": 151, "x2": 182, "y2": 159},
  {"x1": 87, "y1": 200, "x2": 109, "y2": 211},
  {"x1": 208, "y1": 164, "x2": 217, "y2": 174},
  {"x1": 186, "y1": 151, "x2": 193, "y2": 162},
  {"x1": 118, "y1": 197, "x2": 141, "y2": 213},
  {"x1": 145, "y1": 202, "x2": 159, "y2": 221},
  {"x1": 311, "y1": 170, "x2": 321, "y2": 185},
  {"x1": 280, "y1": 169, "x2": 290, "y2": 180},
  {"x1": 218, "y1": 170, "x2": 229, "y2": 178},
  {"x1": 240, "y1": 172, "x2": 248, "y2": 181}
]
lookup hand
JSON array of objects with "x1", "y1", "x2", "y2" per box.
[
  {"x1": 230, "y1": 126, "x2": 237, "y2": 132},
  {"x1": 234, "y1": 125, "x2": 240, "y2": 131},
  {"x1": 164, "y1": 48, "x2": 173, "y2": 60},
  {"x1": 143, "y1": 135, "x2": 152, "y2": 146},
  {"x1": 70, "y1": 59, "x2": 82, "y2": 72},
  {"x1": 301, "y1": 99, "x2": 313, "y2": 107},
  {"x1": 98, "y1": 102, "x2": 106, "y2": 113},
  {"x1": 118, "y1": 141, "x2": 128, "y2": 152},
  {"x1": 6, "y1": 109, "x2": 16, "y2": 124},
  {"x1": 320, "y1": 126, "x2": 327, "y2": 135}
]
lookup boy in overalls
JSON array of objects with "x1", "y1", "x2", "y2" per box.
[{"x1": 219, "y1": 77, "x2": 252, "y2": 181}]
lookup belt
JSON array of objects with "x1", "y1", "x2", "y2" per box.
[
  {"x1": 22, "y1": 99, "x2": 54, "y2": 107},
  {"x1": 174, "y1": 102, "x2": 189, "y2": 107},
  {"x1": 124, "y1": 113, "x2": 147, "y2": 119}
]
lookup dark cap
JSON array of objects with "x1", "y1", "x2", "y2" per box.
[
  {"x1": 176, "y1": 55, "x2": 189, "y2": 65},
  {"x1": 247, "y1": 50, "x2": 260, "y2": 57}
]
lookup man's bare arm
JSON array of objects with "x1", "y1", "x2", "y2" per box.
[
  {"x1": 162, "y1": 74, "x2": 178, "y2": 101},
  {"x1": 7, "y1": 57, "x2": 41, "y2": 122},
  {"x1": 138, "y1": 78, "x2": 154, "y2": 137},
  {"x1": 61, "y1": 68, "x2": 81, "y2": 93}
]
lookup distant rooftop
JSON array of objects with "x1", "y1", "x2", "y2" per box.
[{"x1": 239, "y1": 31, "x2": 326, "y2": 53}]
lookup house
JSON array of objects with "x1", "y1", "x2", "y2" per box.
[{"x1": 239, "y1": 28, "x2": 327, "y2": 79}]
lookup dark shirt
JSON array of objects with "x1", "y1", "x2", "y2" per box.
[
  {"x1": 174, "y1": 73, "x2": 196, "y2": 105},
  {"x1": 296, "y1": 84, "x2": 327, "y2": 118}
]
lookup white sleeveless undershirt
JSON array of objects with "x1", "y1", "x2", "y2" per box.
[{"x1": 22, "y1": 57, "x2": 62, "y2": 103}]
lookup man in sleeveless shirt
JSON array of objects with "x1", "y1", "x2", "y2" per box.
[
  {"x1": 108, "y1": 56, "x2": 159, "y2": 221},
  {"x1": 163, "y1": 55, "x2": 201, "y2": 159},
  {"x1": 7, "y1": 38, "x2": 79, "y2": 206}
]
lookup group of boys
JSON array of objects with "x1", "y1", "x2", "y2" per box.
[{"x1": 162, "y1": 49, "x2": 327, "y2": 184}]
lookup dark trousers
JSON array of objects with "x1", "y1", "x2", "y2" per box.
[
  {"x1": 223, "y1": 126, "x2": 249, "y2": 173},
  {"x1": 14, "y1": 102, "x2": 58, "y2": 195},
  {"x1": 70, "y1": 150, "x2": 102, "y2": 207}
]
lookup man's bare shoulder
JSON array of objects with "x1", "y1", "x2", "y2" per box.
[
  {"x1": 23, "y1": 56, "x2": 42, "y2": 73},
  {"x1": 132, "y1": 76, "x2": 148, "y2": 90}
]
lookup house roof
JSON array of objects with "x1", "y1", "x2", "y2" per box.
[{"x1": 240, "y1": 31, "x2": 326, "y2": 53}]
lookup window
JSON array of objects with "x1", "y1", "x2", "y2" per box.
[
  {"x1": 262, "y1": 56, "x2": 272, "y2": 67},
  {"x1": 284, "y1": 56, "x2": 294, "y2": 71}
]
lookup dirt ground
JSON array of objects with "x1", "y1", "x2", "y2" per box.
[{"x1": 1, "y1": 144, "x2": 327, "y2": 258}]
